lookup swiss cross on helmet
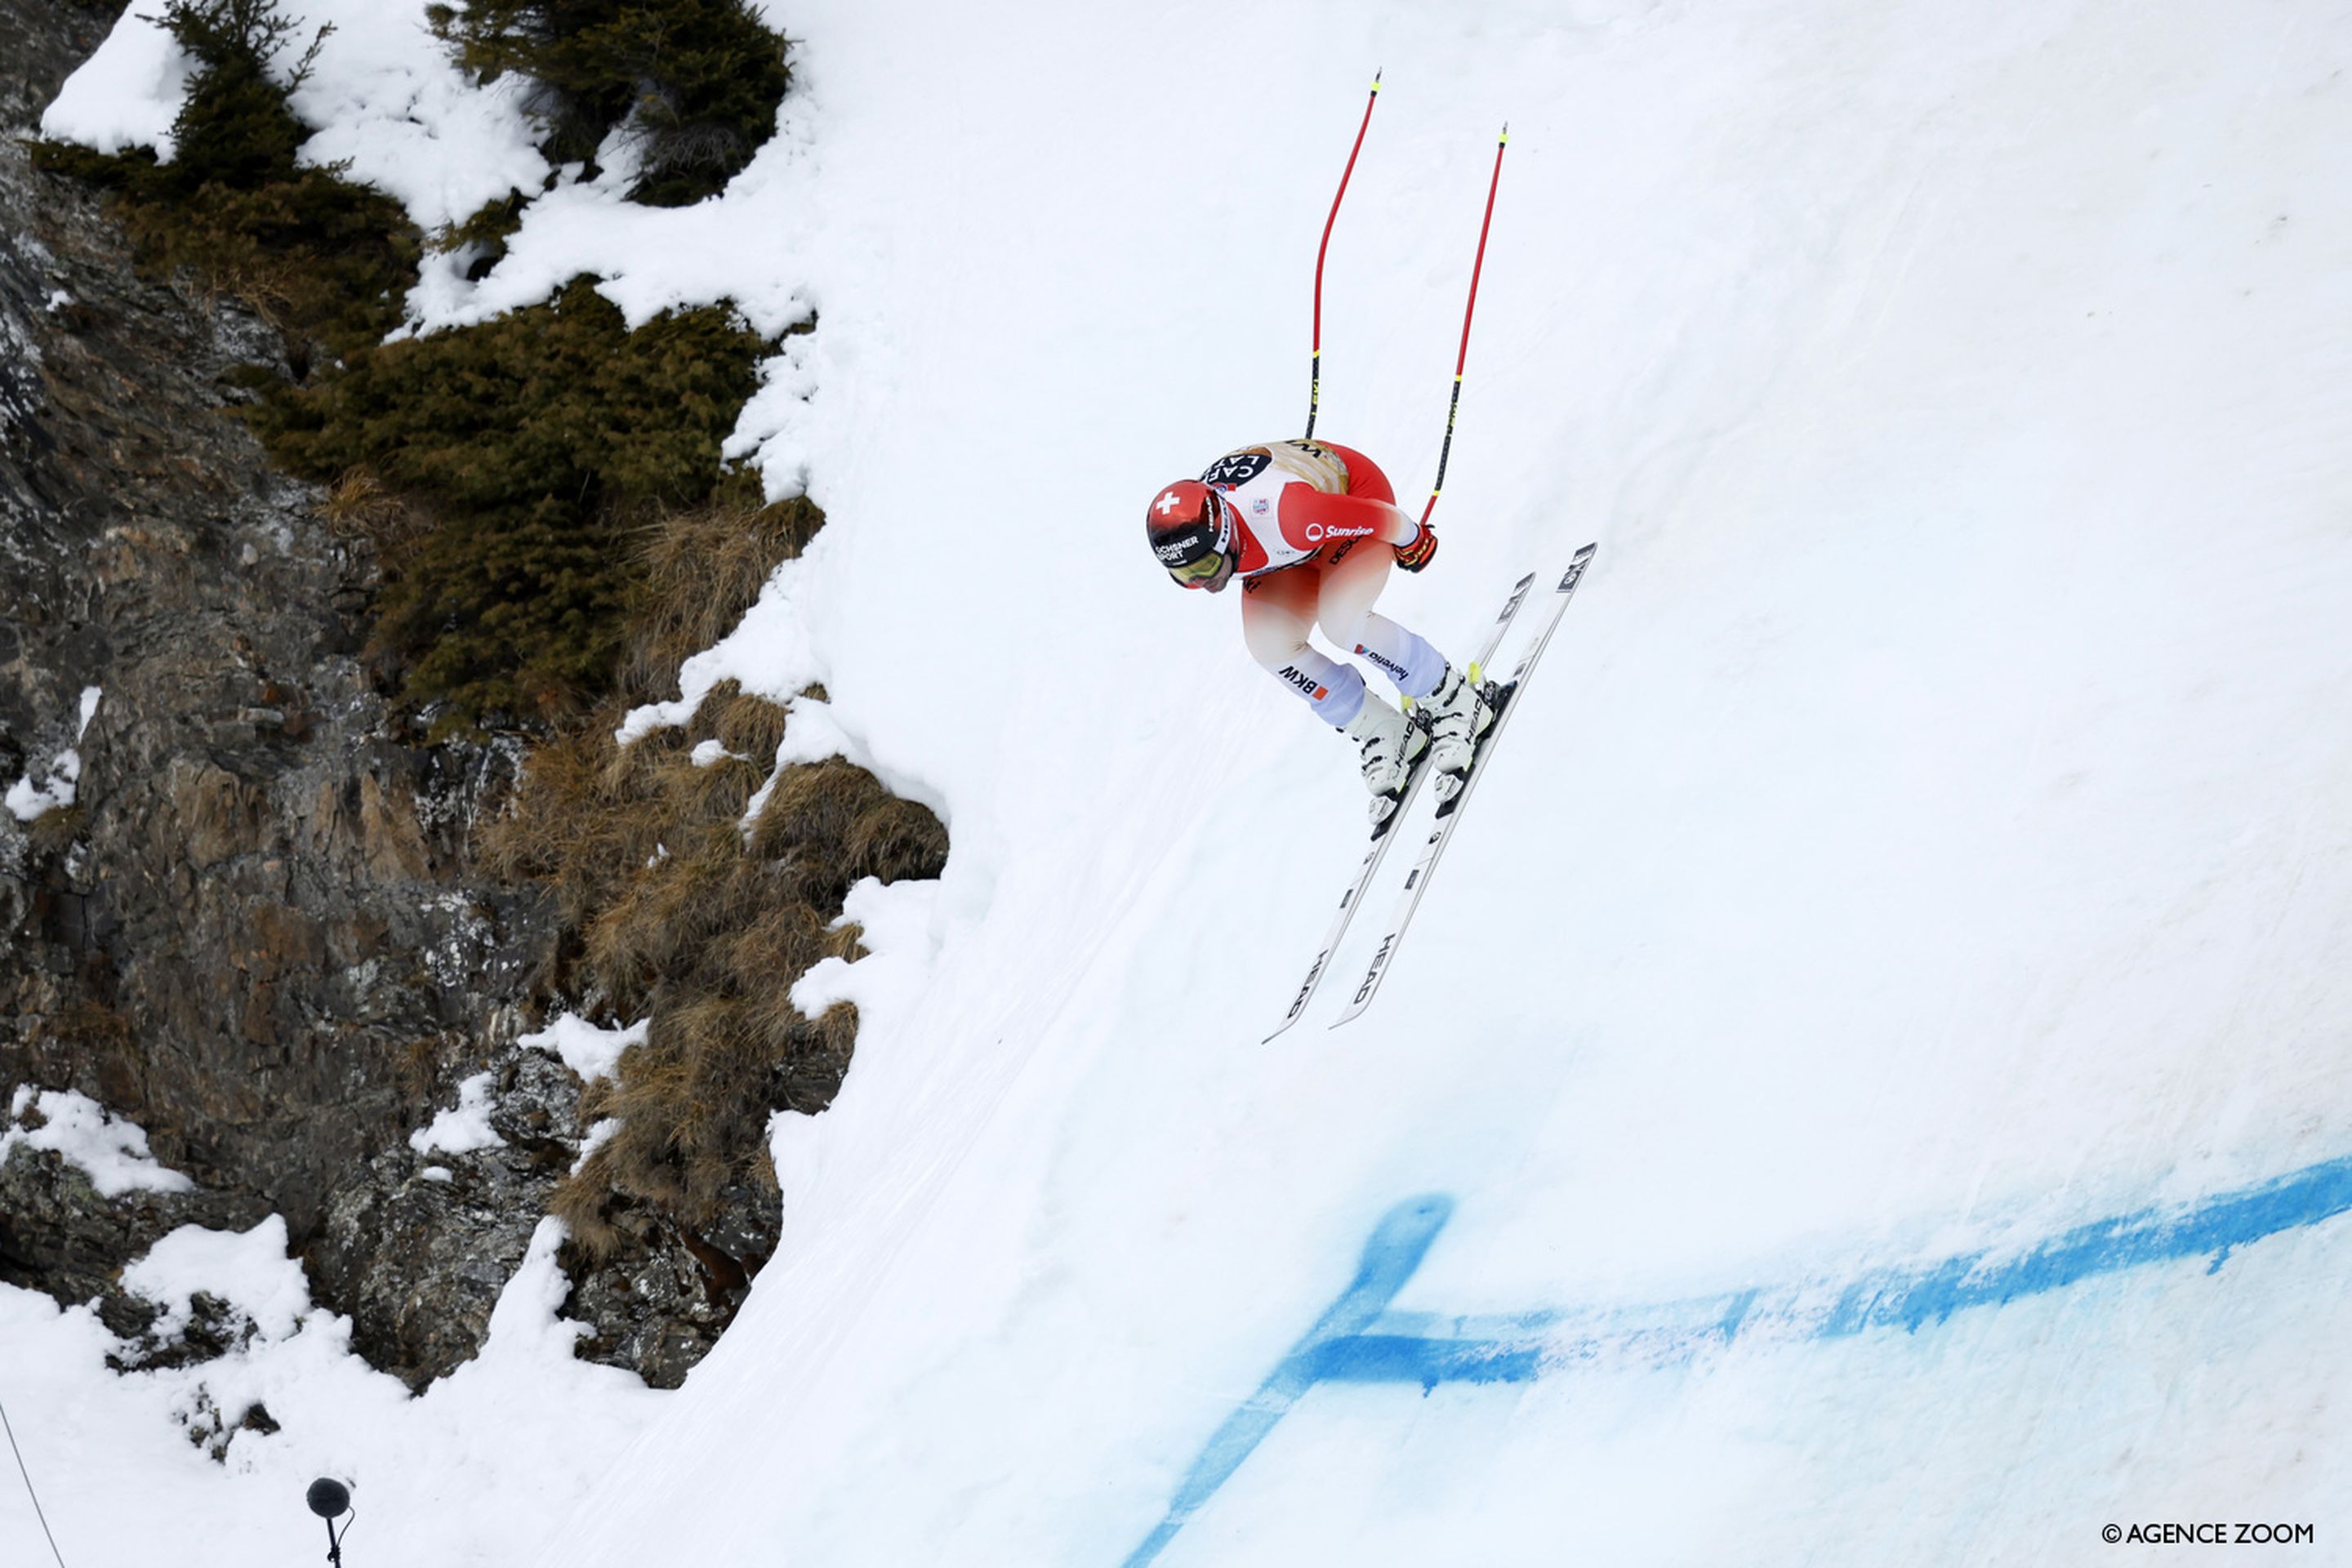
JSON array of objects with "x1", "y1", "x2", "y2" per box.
[{"x1": 1145, "y1": 480, "x2": 1236, "y2": 588}]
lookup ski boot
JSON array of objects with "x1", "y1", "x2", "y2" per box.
[
  {"x1": 1413, "y1": 662, "x2": 1495, "y2": 804},
  {"x1": 1343, "y1": 696, "x2": 1427, "y2": 831}
]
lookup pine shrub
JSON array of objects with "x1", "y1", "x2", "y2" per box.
[
  {"x1": 425, "y1": 0, "x2": 791, "y2": 207},
  {"x1": 250, "y1": 278, "x2": 773, "y2": 730},
  {"x1": 35, "y1": 0, "x2": 797, "y2": 730},
  {"x1": 33, "y1": 0, "x2": 419, "y2": 363}
]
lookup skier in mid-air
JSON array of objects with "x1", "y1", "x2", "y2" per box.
[{"x1": 1144, "y1": 438, "x2": 1492, "y2": 827}]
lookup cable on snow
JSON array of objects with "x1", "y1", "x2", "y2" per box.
[{"x1": 1, "y1": 1387, "x2": 69, "y2": 1568}]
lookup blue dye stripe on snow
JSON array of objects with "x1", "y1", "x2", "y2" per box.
[
  {"x1": 1119, "y1": 1152, "x2": 2352, "y2": 1567},
  {"x1": 1119, "y1": 1196, "x2": 1455, "y2": 1568}
]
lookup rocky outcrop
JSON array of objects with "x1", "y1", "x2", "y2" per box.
[
  {"x1": 559, "y1": 1176, "x2": 782, "y2": 1389},
  {"x1": 0, "y1": 0, "x2": 547, "y2": 1373},
  {"x1": 0, "y1": 0, "x2": 784, "y2": 1394},
  {"x1": 309, "y1": 1039, "x2": 779, "y2": 1389},
  {"x1": 307, "y1": 1046, "x2": 578, "y2": 1388},
  {"x1": 0, "y1": 1137, "x2": 268, "y2": 1341}
]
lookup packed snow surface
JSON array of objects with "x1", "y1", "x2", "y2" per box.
[{"x1": 10, "y1": 0, "x2": 2352, "y2": 1563}]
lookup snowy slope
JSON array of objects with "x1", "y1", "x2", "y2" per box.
[
  {"x1": 549, "y1": 0, "x2": 2352, "y2": 1561},
  {"x1": 14, "y1": 0, "x2": 2352, "y2": 1562}
]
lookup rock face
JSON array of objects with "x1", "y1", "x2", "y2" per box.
[
  {"x1": 308, "y1": 1047, "x2": 581, "y2": 1385},
  {"x1": 0, "y1": 1137, "x2": 269, "y2": 1343},
  {"x1": 0, "y1": 0, "x2": 550, "y2": 1380},
  {"x1": 0, "y1": 0, "x2": 771, "y2": 1393},
  {"x1": 560, "y1": 1176, "x2": 783, "y2": 1388}
]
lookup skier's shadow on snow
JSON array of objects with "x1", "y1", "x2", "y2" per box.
[{"x1": 1121, "y1": 1156, "x2": 2352, "y2": 1566}]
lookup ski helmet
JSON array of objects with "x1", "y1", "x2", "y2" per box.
[{"x1": 1145, "y1": 479, "x2": 1236, "y2": 590}]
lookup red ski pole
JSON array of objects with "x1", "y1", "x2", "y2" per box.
[
  {"x1": 1305, "y1": 70, "x2": 1382, "y2": 441},
  {"x1": 1421, "y1": 123, "x2": 1509, "y2": 526}
]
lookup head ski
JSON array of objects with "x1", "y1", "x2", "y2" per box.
[
  {"x1": 1263, "y1": 570, "x2": 1538, "y2": 1042},
  {"x1": 1330, "y1": 543, "x2": 1597, "y2": 1029}
]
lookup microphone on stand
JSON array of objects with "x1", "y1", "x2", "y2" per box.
[{"x1": 306, "y1": 1477, "x2": 354, "y2": 1564}]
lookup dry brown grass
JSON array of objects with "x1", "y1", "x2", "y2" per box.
[
  {"x1": 848, "y1": 795, "x2": 954, "y2": 887},
  {"x1": 485, "y1": 492, "x2": 948, "y2": 1259},
  {"x1": 314, "y1": 466, "x2": 435, "y2": 565},
  {"x1": 547, "y1": 1146, "x2": 628, "y2": 1253},
  {"x1": 751, "y1": 759, "x2": 951, "y2": 907},
  {"x1": 24, "y1": 803, "x2": 90, "y2": 857},
  {"x1": 690, "y1": 679, "x2": 791, "y2": 761},
  {"x1": 532, "y1": 730, "x2": 938, "y2": 1258},
  {"x1": 480, "y1": 699, "x2": 681, "y2": 931},
  {"x1": 624, "y1": 495, "x2": 825, "y2": 702}
]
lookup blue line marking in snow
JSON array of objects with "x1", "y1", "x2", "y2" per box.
[
  {"x1": 1116, "y1": 1196, "x2": 1452, "y2": 1568},
  {"x1": 1119, "y1": 1152, "x2": 2352, "y2": 1567}
]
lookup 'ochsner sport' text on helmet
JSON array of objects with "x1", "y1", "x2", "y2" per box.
[
  {"x1": 1145, "y1": 479, "x2": 1232, "y2": 572},
  {"x1": 1138, "y1": 483, "x2": 1232, "y2": 571}
]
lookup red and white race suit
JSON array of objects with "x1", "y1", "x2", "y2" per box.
[
  {"x1": 1201, "y1": 440, "x2": 1448, "y2": 728},
  {"x1": 1203, "y1": 439, "x2": 1411, "y2": 576}
]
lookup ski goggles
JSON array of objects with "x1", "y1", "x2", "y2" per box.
[{"x1": 1169, "y1": 550, "x2": 1228, "y2": 586}]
